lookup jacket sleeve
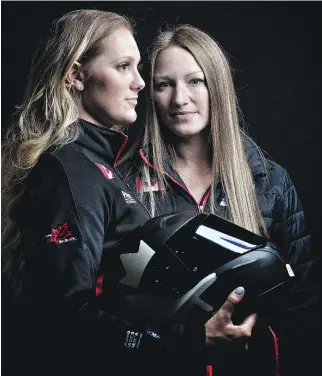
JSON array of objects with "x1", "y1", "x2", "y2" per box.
[
  {"x1": 270, "y1": 167, "x2": 320, "y2": 376},
  {"x1": 13, "y1": 153, "x2": 206, "y2": 371}
]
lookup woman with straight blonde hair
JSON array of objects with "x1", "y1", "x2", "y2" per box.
[
  {"x1": 122, "y1": 24, "x2": 319, "y2": 376},
  {"x1": 2, "y1": 11, "x2": 271, "y2": 376}
]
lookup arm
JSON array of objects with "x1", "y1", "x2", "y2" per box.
[
  {"x1": 270, "y1": 168, "x2": 319, "y2": 375},
  {"x1": 13, "y1": 153, "x2": 207, "y2": 370}
]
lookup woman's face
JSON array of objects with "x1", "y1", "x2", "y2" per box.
[
  {"x1": 79, "y1": 27, "x2": 145, "y2": 127},
  {"x1": 153, "y1": 46, "x2": 210, "y2": 138}
]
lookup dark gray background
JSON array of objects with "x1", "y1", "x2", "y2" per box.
[{"x1": 2, "y1": 1, "x2": 321, "y2": 258}]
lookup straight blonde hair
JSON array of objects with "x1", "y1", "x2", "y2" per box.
[{"x1": 125, "y1": 25, "x2": 267, "y2": 236}]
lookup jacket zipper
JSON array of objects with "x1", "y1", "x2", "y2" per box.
[
  {"x1": 112, "y1": 130, "x2": 128, "y2": 170},
  {"x1": 112, "y1": 134, "x2": 152, "y2": 218},
  {"x1": 198, "y1": 190, "x2": 211, "y2": 213},
  {"x1": 139, "y1": 149, "x2": 211, "y2": 214},
  {"x1": 115, "y1": 167, "x2": 153, "y2": 218}
]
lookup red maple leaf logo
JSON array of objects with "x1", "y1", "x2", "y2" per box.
[{"x1": 47, "y1": 223, "x2": 73, "y2": 243}]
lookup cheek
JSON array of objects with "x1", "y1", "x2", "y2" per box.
[
  {"x1": 154, "y1": 94, "x2": 170, "y2": 113},
  {"x1": 90, "y1": 71, "x2": 123, "y2": 96},
  {"x1": 197, "y1": 90, "x2": 210, "y2": 114}
]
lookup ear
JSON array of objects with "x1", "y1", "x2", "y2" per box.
[{"x1": 65, "y1": 62, "x2": 85, "y2": 92}]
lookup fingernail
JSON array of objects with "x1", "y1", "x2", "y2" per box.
[{"x1": 235, "y1": 287, "x2": 245, "y2": 295}]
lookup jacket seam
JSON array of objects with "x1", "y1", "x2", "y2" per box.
[
  {"x1": 284, "y1": 209, "x2": 303, "y2": 221},
  {"x1": 289, "y1": 233, "x2": 310, "y2": 246},
  {"x1": 80, "y1": 148, "x2": 113, "y2": 224},
  {"x1": 44, "y1": 152, "x2": 96, "y2": 281}
]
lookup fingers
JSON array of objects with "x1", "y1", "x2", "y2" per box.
[
  {"x1": 219, "y1": 286, "x2": 245, "y2": 319},
  {"x1": 205, "y1": 288, "x2": 257, "y2": 346},
  {"x1": 241, "y1": 313, "x2": 257, "y2": 329},
  {"x1": 237, "y1": 313, "x2": 257, "y2": 338},
  {"x1": 222, "y1": 313, "x2": 257, "y2": 341},
  {"x1": 205, "y1": 287, "x2": 257, "y2": 346}
]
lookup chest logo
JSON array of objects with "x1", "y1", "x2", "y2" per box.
[
  {"x1": 121, "y1": 190, "x2": 137, "y2": 204},
  {"x1": 219, "y1": 197, "x2": 227, "y2": 207}
]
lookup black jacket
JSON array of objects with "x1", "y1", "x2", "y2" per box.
[
  {"x1": 4, "y1": 121, "x2": 318, "y2": 376},
  {"x1": 124, "y1": 141, "x2": 319, "y2": 376},
  {"x1": 4, "y1": 120, "x2": 209, "y2": 376}
]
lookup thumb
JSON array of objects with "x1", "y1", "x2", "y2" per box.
[{"x1": 220, "y1": 286, "x2": 245, "y2": 318}]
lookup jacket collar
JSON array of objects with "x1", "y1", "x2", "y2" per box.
[
  {"x1": 139, "y1": 138, "x2": 272, "y2": 179},
  {"x1": 139, "y1": 145, "x2": 176, "y2": 176},
  {"x1": 75, "y1": 119, "x2": 128, "y2": 167}
]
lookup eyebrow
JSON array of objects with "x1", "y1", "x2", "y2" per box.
[
  {"x1": 154, "y1": 70, "x2": 203, "y2": 80},
  {"x1": 111, "y1": 55, "x2": 141, "y2": 64}
]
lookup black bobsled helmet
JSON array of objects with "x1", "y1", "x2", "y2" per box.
[{"x1": 101, "y1": 212, "x2": 295, "y2": 326}]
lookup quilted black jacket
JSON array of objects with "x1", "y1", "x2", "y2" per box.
[{"x1": 124, "y1": 139, "x2": 319, "y2": 376}]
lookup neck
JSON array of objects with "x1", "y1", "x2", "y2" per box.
[
  {"x1": 172, "y1": 133, "x2": 213, "y2": 203},
  {"x1": 174, "y1": 133, "x2": 211, "y2": 172},
  {"x1": 78, "y1": 105, "x2": 113, "y2": 128}
]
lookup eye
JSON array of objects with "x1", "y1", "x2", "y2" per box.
[
  {"x1": 154, "y1": 81, "x2": 171, "y2": 91},
  {"x1": 117, "y1": 62, "x2": 130, "y2": 71},
  {"x1": 137, "y1": 63, "x2": 143, "y2": 72},
  {"x1": 189, "y1": 78, "x2": 204, "y2": 85}
]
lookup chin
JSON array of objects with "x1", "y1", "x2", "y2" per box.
[
  {"x1": 118, "y1": 112, "x2": 137, "y2": 126},
  {"x1": 172, "y1": 126, "x2": 206, "y2": 138}
]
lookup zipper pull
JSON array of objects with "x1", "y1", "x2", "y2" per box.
[{"x1": 198, "y1": 205, "x2": 203, "y2": 213}]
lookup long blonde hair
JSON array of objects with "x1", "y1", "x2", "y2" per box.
[
  {"x1": 2, "y1": 9, "x2": 133, "y2": 247},
  {"x1": 132, "y1": 25, "x2": 267, "y2": 235}
]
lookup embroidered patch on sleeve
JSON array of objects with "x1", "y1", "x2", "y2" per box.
[
  {"x1": 96, "y1": 163, "x2": 115, "y2": 179},
  {"x1": 45, "y1": 223, "x2": 77, "y2": 244}
]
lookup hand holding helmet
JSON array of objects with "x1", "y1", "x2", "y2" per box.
[
  {"x1": 102, "y1": 211, "x2": 295, "y2": 328},
  {"x1": 205, "y1": 286, "x2": 257, "y2": 347}
]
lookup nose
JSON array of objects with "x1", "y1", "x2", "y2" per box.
[
  {"x1": 171, "y1": 83, "x2": 189, "y2": 107},
  {"x1": 132, "y1": 70, "x2": 145, "y2": 92}
]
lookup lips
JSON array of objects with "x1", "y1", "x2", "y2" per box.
[
  {"x1": 127, "y1": 98, "x2": 138, "y2": 105},
  {"x1": 170, "y1": 111, "x2": 196, "y2": 117}
]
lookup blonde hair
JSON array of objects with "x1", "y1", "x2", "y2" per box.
[
  {"x1": 2, "y1": 9, "x2": 133, "y2": 247},
  {"x1": 132, "y1": 25, "x2": 267, "y2": 235}
]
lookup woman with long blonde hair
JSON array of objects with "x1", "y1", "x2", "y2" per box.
[
  {"x1": 122, "y1": 24, "x2": 318, "y2": 376},
  {"x1": 2, "y1": 11, "x2": 271, "y2": 376},
  {"x1": 2, "y1": 8, "x2": 150, "y2": 375},
  {"x1": 2, "y1": 9, "x2": 141, "y2": 245}
]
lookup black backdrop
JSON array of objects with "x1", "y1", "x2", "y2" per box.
[{"x1": 2, "y1": 1, "x2": 322, "y2": 260}]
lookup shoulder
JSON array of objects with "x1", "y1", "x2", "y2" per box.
[
  {"x1": 26, "y1": 144, "x2": 110, "y2": 208},
  {"x1": 32, "y1": 144, "x2": 109, "y2": 190},
  {"x1": 243, "y1": 136, "x2": 293, "y2": 194},
  {"x1": 264, "y1": 161, "x2": 295, "y2": 195}
]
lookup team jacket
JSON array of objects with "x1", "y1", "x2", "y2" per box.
[
  {"x1": 6, "y1": 119, "x2": 211, "y2": 376},
  {"x1": 4, "y1": 120, "x2": 318, "y2": 376},
  {"x1": 124, "y1": 141, "x2": 319, "y2": 376}
]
